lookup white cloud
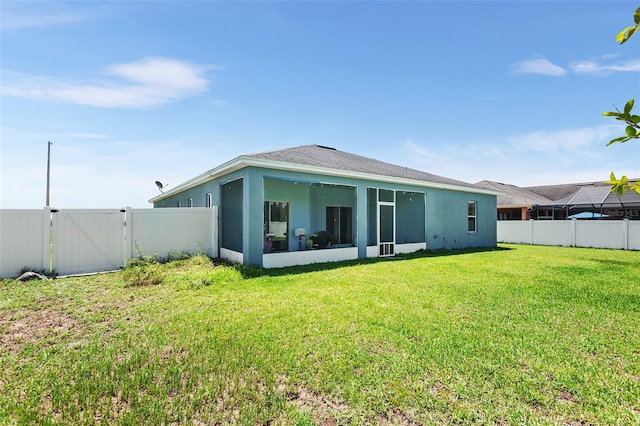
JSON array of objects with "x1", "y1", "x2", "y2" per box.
[
  {"x1": 4, "y1": 13, "x2": 89, "y2": 30},
  {"x1": 512, "y1": 55, "x2": 640, "y2": 77},
  {"x1": 403, "y1": 138, "x2": 447, "y2": 161},
  {"x1": 485, "y1": 148, "x2": 505, "y2": 159},
  {"x1": 517, "y1": 169, "x2": 616, "y2": 187},
  {"x1": 1, "y1": 57, "x2": 213, "y2": 108},
  {"x1": 392, "y1": 124, "x2": 637, "y2": 187},
  {"x1": 0, "y1": 3, "x2": 97, "y2": 30},
  {"x1": 506, "y1": 125, "x2": 620, "y2": 152},
  {"x1": 511, "y1": 57, "x2": 567, "y2": 76},
  {"x1": 569, "y1": 59, "x2": 640, "y2": 75}
]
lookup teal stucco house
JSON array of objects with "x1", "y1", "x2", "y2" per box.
[{"x1": 150, "y1": 145, "x2": 499, "y2": 268}]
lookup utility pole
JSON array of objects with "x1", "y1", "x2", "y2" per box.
[{"x1": 46, "y1": 141, "x2": 52, "y2": 207}]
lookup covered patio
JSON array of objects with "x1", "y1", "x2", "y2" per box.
[{"x1": 262, "y1": 177, "x2": 428, "y2": 268}]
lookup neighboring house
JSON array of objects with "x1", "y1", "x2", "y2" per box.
[
  {"x1": 530, "y1": 182, "x2": 640, "y2": 220},
  {"x1": 478, "y1": 179, "x2": 640, "y2": 221},
  {"x1": 150, "y1": 145, "x2": 499, "y2": 268},
  {"x1": 475, "y1": 180, "x2": 552, "y2": 220}
]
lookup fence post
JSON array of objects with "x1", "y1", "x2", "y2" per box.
[
  {"x1": 571, "y1": 218, "x2": 577, "y2": 247},
  {"x1": 43, "y1": 207, "x2": 51, "y2": 274},
  {"x1": 212, "y1": 206, "x2": 219, "y2": 258},
  {"x1": 124, "y1": 207, "x2": 132, "y2": 265},
  {"x1": 623, "y1": 219, "x2": 629, "y2": 251},
  {"x1": 529, "y1": 219, "x2": 534, "y2": 245}
]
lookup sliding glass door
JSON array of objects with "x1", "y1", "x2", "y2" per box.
[{"x1": 326, "y1": 206, "x2": 353, "y2": 246}]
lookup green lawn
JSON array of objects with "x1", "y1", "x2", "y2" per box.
[{"x1": 1, "y1": 244, "x2": 639, "y2": 425}]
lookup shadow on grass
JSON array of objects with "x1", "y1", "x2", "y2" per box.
[
  {"x1": 591, "y1": 257, "x2": 640, "y2": 268},
  {"x1": 225, "y1": 246, "x2": 514, "y2": 279}
]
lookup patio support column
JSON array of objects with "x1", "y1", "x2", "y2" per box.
[
  {"x1": 356, "y1": 185, "x2": 368, "y2": 259},
  {"x1": 243, "y1": 171, "x2": 264, "y2": 266}
]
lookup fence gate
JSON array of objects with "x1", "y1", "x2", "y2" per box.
[{"x1": 52, "y1": 209, "x2": 126, "y2": 276}]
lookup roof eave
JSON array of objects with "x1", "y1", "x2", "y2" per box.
[
  {"x1": 149, "y1": 157, "x2": 500, "y2": 203},
  {"x1": 149, "y1": 156, "x2": 247, "y2": 203},
  {"x1": 253, "y1": 158, "x2": 501, "y2": 195}
]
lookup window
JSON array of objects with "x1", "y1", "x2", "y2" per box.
[
  {"x1": 188, "y1": 197, "x2": 193, "y2": 208},
  {"x1": 379, "y1": 189, "x2": 394, "y2": 202},
  {"x1": 206, "y1": 193, "x2": 212, "y2": 208},
  {"x1": 177, "y1": 201, "x2": 182, "y2": 208},
  {"x1": 468, "y1": 201, "x2": 477, "y2": 232},
  {"x1": 326, "y1": 206, "x2": 352, "y2": 245},
  {"x1": 264, "y1": 201, "x2": 289, "y2": 252}
]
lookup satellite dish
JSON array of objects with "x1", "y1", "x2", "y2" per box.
[{"x1": 155, "y1": 181, "x2": 164, "y2": 193}]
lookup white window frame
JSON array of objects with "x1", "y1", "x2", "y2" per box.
[
  {"x1": 188, "y1": 197, "x2": 193, "y2": 208},
  {"x1": 177, "y1": 201, "x2": 182, "y2": 208},
  {"x1": 468, "y1": 201, "x2": 477, "y2": 233},
  {"x1": 206, "y1": 192, "x2": 212, "y2": 208}
]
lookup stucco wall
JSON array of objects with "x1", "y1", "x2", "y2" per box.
[
  {"x1": 154, "y1": 166, "x2": 497, "y2": 266},
  {"x1": 425, "y1": 188, "x2": 497, "y2": 249},
  {"x1": 153, "y1": 181, "x2": 219, "y2": 208}
]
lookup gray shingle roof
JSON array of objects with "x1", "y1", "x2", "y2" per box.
[
  {"x1": 476, "y1": 179, "x2": 640, "y2": 209},
  {"x1": 149, "y1": 144, "x2": 496, "y2": 204},
  {"x1": 474, "y1": 180, "x2": 552, "y2": 207},
  {"x1": 525, "y1": 182, "x2": 594, "y2": 201},
  {"x1": 247, "y1": 144, "x2": 480, "y2": 189}
]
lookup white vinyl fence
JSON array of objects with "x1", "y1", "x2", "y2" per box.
[
  {"x1": 0, "y1": 207, "x2": 218, "y2": 278},
  {"x1": 498, "y1": 219, "x2": 640, "y2": 251}
]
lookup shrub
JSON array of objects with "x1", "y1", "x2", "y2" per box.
[
  {"x1": 161, "y1": 254, "x2": 243, "y2": 289},
  {"x1": 122, "y1": 259, "x2": 166, "y2": 287}
]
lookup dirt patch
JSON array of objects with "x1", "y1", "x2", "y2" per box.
[
  {"x1": 377, "y1": 408, "x2": 423, "y2": 426},
  {"x1": 278, "y1": 374, "x2": 420, "y2": 426},
  {"x1": 0, "y1": 307, "x2": 84, "y2": 355},
  {"x1": 556, "y1": 389, "x2": 577, "y2": 404},
  {"x1": 290, "y1": 385, "x2": 349, "y2": 425}
]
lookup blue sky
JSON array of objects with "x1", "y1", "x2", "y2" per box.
[{"x1": 1, "y1": 1, "x2": 639, "y2": 209}]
